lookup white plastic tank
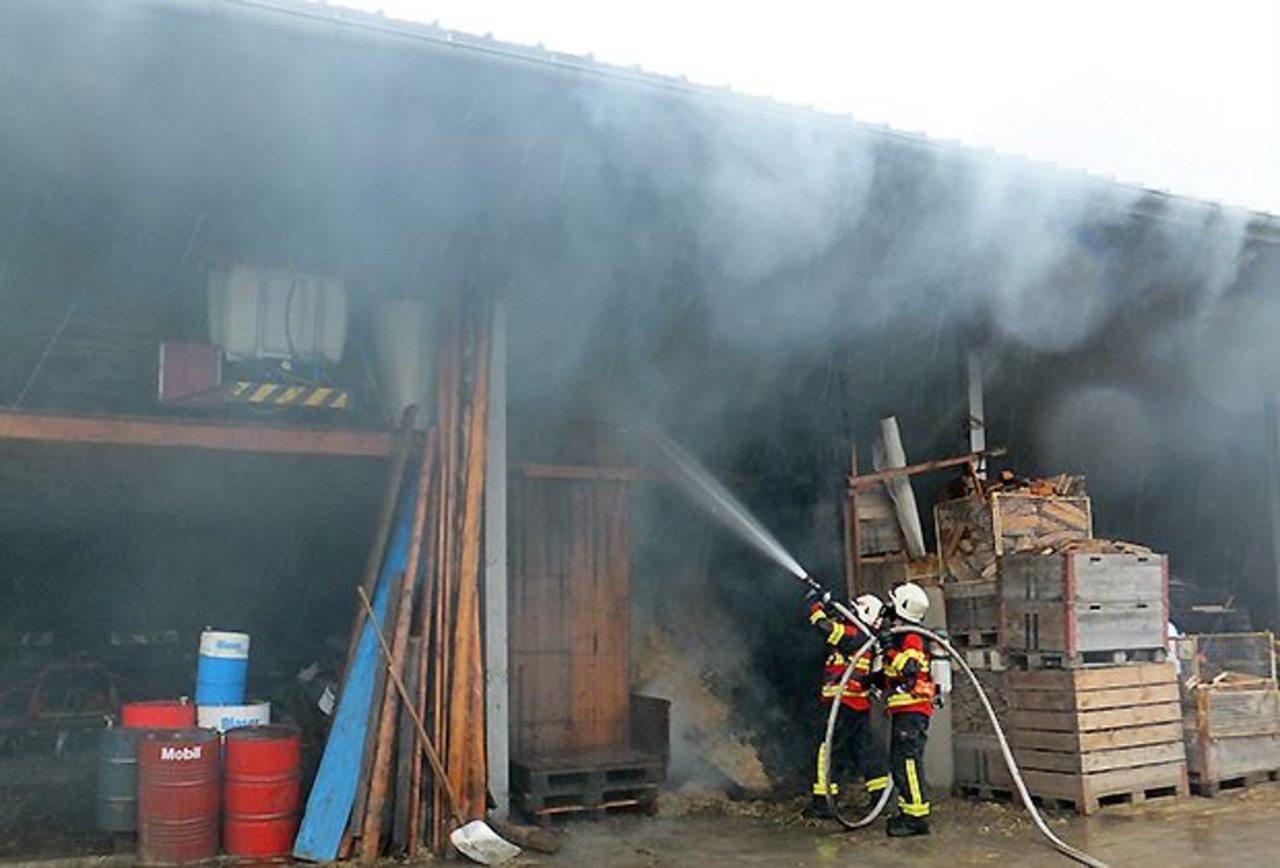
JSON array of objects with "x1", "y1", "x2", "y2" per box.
[
  {"x1": 208, "y1": 264, "x2": 347, "y2": 364},
  {"x1": 372, "y1": 301, "x2": 433, "y2": 429}
]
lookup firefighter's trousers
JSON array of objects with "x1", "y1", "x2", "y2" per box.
[
  {"x1": 813, "y1": 705, "x2": 889, "y2": 797},
  {"x1": 889, "y1": 711, "x2": 930, "y2": 817}
]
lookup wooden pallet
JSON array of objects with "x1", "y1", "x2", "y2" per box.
[
  {"x1": 954, "y1": 783, "x2": 1077, "y2": 812},
  {"x1": 957, "y1": 646, "x2": 1009, "y2": 672},
  {"x1": 1005, "y1": 647, "x2": 1166, "y2": 670},
  {"x1": 1017, "y1": 764, "x2": 1188, "y2": 814},
  {"x1": 511, "y1": 752, "x2": 664, "y2": 796},
  {"x1": 514, "y1": 784, "x2": 659, "y2": 824},
  {"x1": 949, "y1": 629, "x2": 1001, "y2": 649},
  {"x1": 1191, "y1": 768, "x2": 1280, "y2": 797}
]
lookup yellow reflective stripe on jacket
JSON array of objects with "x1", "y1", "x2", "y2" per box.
[
  {"x1": 887, "y1": 691, "x2": 927, "y2": 708},
  {"x1": 827, "y1": 623, "x2": 846, "y2": 645},
  {"x1": 809, "y1": 607, "x2": 826, "y2": 625},
  {"x1": 822, "y1": 684, "x2": 869, "y2": 699},
  {"x1": 887, "y1": 647, "x2": 928, "y2": 674},
  {"x1": 828, "y1": 652, "x2": 871, "y2": 670}
]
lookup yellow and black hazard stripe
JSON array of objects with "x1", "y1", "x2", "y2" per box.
[{"x1": 227, "y1": 381, "x2": 351, "y2": 410}]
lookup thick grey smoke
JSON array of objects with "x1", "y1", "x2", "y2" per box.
[{"x1": 0, "y1": 0, "x2": 1277, "y2": 798}]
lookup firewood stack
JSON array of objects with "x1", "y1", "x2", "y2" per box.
[{"x1": 940, "y1": 472, "x2": 1189, "y2": 814}]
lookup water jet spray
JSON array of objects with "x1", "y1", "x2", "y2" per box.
[{"x1": 650, "y1": 429, "x2": 1109, "y2": 867}]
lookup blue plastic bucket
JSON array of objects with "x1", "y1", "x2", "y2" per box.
[{"x1": 196, "y1": 629, "x2": 250, "y2": 705}]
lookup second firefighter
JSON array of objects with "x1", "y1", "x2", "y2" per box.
[{"x1": 806, "y1": 590, "x2": 890, "y2": 817}]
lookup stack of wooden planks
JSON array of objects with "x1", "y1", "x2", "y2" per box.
[
  {"x1": 294, "y1": 300, "x2": 494, "y2": 863},
  {"x1": 1177, "y1": 632, "x2": 1280, "y2": 795}
]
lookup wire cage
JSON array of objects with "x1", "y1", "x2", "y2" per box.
[{"x1": 1175, "y1": 632, "x2": 1277, "y2": 689}]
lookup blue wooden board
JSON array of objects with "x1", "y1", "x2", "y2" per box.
[{"x1": 293, "y1": 481, "x2": 417, "y2": 861}]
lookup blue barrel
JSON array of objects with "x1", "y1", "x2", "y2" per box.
[
  {"x1": 196, "y1": 629, "x2": 250, "y2": 705},
  {"x1": 97, "y1": 726, "x2": 138, "y2": 832}
]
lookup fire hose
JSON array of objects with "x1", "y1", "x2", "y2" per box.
[{"x1": 809, "y1": 584, "x2": 1109, "y2": 868}]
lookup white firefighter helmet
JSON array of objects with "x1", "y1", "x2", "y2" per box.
[
  {"x1": 853, "y1": 594, "x2": 885, "y2": 628},
  {"x1": 890, "y1": 582, "x2": 929, "y2": 624}
]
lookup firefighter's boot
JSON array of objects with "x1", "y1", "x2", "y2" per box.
[
  {"x1": 804, "y1": 794, "x2": 835, "y2": 819},
  {"x1": 886, "y1": 812, "x2": 930, "y2": 837}
]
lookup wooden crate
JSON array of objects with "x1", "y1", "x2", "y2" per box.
[
  {"x1": 1175, "y1": 632, "x2": 1277, "y2": 688},
  {"x1": 936, "y1": 492, "x2": 1091, "y2": 585},
  {"x1": 1001, "y1": 553, "x2": 1167, "y2": 666},
  {"x1": 1004, "y1": 663, "x2": 1188, "y2": 814},
  {"x1": 1186, "y1": 733, "x2": 1280, "y2": 795},
  {"x1": 944, "y1": 579, "x2": 1001, "y2": 648},
  {"x1": 1184, "y1": 687, "x2": 1280, "y2": 739}
]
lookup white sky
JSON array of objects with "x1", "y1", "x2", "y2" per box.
[{"x1": 331, "y1": 0, "x2": 1280, "y2": 215}]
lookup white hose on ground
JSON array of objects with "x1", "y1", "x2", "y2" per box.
[{"x1": 817, "y1": 604, "x2": 1109, "y2": 868}]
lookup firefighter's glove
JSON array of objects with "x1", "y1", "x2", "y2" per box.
[{"x1": 806, "y1": 587, "x2": 831, "y2": 607}]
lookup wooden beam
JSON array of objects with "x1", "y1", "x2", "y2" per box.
[
  {"x1": 0, "y1": 410, "x2": 394, "y2": 457},
  {"x1": 511, "y1": 463, "x2": 654, "y2": 481},
  {"x1": 848, "y1": 447, "x2": 1007, "y2": 491}
]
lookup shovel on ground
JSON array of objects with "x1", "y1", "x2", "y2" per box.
[{"x1": 358, "y1": 587, "x2": 520, "y2": 865}]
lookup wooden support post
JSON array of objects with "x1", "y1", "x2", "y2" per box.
[
  {"x1": 848, "y1": 443, "x2": 862, "y2": 599},
  {"x1": 360, "y1": 428, "x2": 438, "y2": 862},
  {"x1": 968, "y1": 349, "x2": 987, "y2": 481}
]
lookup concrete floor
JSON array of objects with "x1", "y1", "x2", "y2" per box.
[
  {"x1": 515, "y1": 786, "x2": 1280, "y2": 868},
  {"x1": 5, "y1": 772, "x2": 1280, "y2": 866}
]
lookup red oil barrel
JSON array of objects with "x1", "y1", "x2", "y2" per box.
[
  {"x1": 138, "y1": 728, "x2": 220, "y2": 864},
  {"x1": 123, "y1": 699, "x2": 197, "y2": 729},
  {"x1": 223, "y1": 725, "x2": 301, "y2": 858}
]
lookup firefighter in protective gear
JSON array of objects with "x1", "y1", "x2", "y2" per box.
[
  {"x1": 805, "y1": 588, "x2": 890, "y2": 818},
  {"x1": 879, "y1": 582, "x2": 935, "y2": 837}
]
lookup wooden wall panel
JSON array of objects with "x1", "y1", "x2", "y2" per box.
[{"x1": 510, "y1": 476, "x2": 630, "y2": 760}]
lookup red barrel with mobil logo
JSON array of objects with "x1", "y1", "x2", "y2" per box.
[
  {"x1": 138, "y1": 728, "x2": 220, "y2": 864},
  {"x1": 223, "y1": 725, "x2": 301, "y2": 858},
  {"x1": 123, "y1": 699, "x2": 196, "y2": 729}
]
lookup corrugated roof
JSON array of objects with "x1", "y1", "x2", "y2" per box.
[{"x1": 141, "y1": 0, "x2": 1280, "y2": 236}]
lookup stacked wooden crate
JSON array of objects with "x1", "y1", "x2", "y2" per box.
[
  {"x1": 1001, "y1": 551, "x2": 1170, "y2": 668},
  {"x1": 940, "y1": 485, "x2": 1188, "y2": 812},
  {"x1": 1004, "y1": 663, "x2": 1187, "y2": 813},
  {"x1": 938, "y1": 489, "x2": 1093, "y2": 670},
  {"x1": 1177, "y1": 632, "x2": 1280, "y2": 795}
]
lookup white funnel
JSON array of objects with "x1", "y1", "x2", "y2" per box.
[{"x1": 373, "y1": 301, "x2": 433, "y2": 429}]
